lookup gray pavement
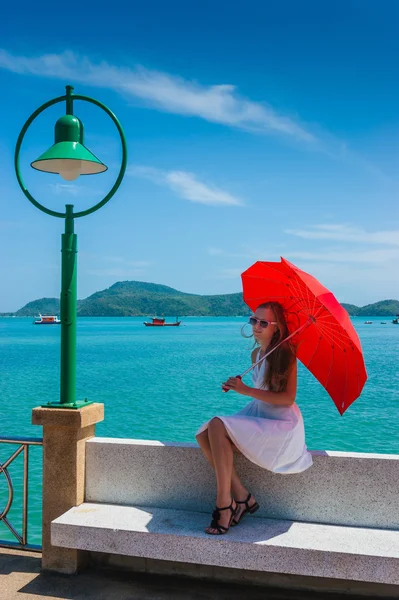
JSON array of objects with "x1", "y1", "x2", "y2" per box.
[{"x1": 0, "y1": 548, "x2": 388, "y2": 600}]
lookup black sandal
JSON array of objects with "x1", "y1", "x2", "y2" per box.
[
  {"x1": 205, "y1": 499, "x2": 237, "y2": 535},
  {"x1": 231, "y1": 493, "x2": 259, "y2": 526}
]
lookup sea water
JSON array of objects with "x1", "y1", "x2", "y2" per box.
[{"x1": 1, "y1": 316, "x2": 398, "y2": 545}]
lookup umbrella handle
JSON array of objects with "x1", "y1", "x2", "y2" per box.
[{"x1": 222, "y1": 375, "x2": 242, "y2": 393}]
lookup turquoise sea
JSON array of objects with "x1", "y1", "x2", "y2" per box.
[{"x1": 1, "y1": 316, "x2": 398, "y2": 546}]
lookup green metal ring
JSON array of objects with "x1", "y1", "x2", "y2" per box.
[{"x1": 14, "y1": 92, "x2": 128, "y2": 219}]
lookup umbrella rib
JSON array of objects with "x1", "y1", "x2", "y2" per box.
[
  {"x1": 286, "y1": 277, "x2": 356, "y2": 347},
  {"x1": 314, "y1": 320, "x2": 341, "y2": 347},
  {"x1": 314, "y1": 317, "x2": 356, "y2": 346},
  {"x1": 318, "y1": 325, "x2": 353, "y2": 344},
  {"x1": 287, "y1": 275, "x2": 313, "y2": 312},
  {"x1": 344, "y1": 343, "x2": 348, "y2": 411},
  {"x1": 336, "y1": 321, "x2": 352, "y2": 354},
  {"x1": 288, "y1": 302, "x2": 318, "y2": 314},
  {"x1": 353, "y1": 343, "x2": 362, "y2": 400},
  {"x1": 324, "y1": 323, "x2": 335, "y2": 391},
  {"x1": 302, "y1": 277, "x2": 318, "y2": 315},
  {"x1": 286, "y1": 299, "x2": 323, "y2": 317},
  {"x1": 314, "y1": 321, "x2": 348, "y2": 351},
  {"x1": 291, "y1": 274, "x2": 318, "y2": 315},
  {"x1": 304, "y1": 333, "x2": 322, "y2": 369},
  {"x1": 289, "y1": 303, "x2": 325, "y2": 325},
  {"x1": 248, "y1": 295, "x2": 296, "y2": 303}
]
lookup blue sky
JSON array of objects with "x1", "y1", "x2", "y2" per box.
[{"x1": 0, "y1": 1, "x2": 398, "y2": 312}]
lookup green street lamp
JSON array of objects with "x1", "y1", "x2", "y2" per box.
[{"x1": 15, "y1": 85, "x2": 128, "y2": 409}]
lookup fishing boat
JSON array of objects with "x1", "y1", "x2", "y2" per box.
[
  {"x1": 143, "y1": 317, "x2": 181, "y2": 327},
  {"x1": 34, "y1": 314, "x2": 61, "y2": 325}
]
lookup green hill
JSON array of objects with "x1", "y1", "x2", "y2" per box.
[
  {"x1": 355, "y1": 299, "x2": 399, "y2": 317},
  {"x1": 15, "y1": 298, "x2": 61, "y2": 317},
  {"x1": 5, "y1": 281, "x2": 399, "y2": 317},
  {"x1": 14, "y1": 297, "x2": 83, "y2": 317},
  {"x1": 341, "y1": 303, "x2": 361, "y2": 315},
  {"x1": 77, "y1": 281, "x2": 248, "y2": 317}
]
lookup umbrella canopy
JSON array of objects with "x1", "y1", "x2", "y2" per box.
[{"x1": 241, "y1": 258, "x2": 367, "y2": 415}]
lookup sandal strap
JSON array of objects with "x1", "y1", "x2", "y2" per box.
[
  {"x1": 236, "y1": 493, "x2": 252, "y2": 509},
  {"x1": 211, "y1": 509, "x2": 221, "y2": 526},
  {"x1": 209, "y1": 500, "x2": 237, "y2": 531},
  {"x1": 215, "y1": 501, "x2": 235, "y2": 513},
  {"x1": 211, "y1": 501, "x2": 235, "y2": 525}
]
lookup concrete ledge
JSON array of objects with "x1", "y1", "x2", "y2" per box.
[
  {"x1": 85, "y1": 438, "x2": 399, "y2": 529},
  {"x1": 52, "y1": 503, "x2": 399, "y2": 586}
]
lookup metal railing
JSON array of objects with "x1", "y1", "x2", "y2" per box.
[{"x1": 0, "y1": 437, "x2": 43, "y2": 552}]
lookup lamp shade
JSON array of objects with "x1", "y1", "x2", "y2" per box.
[{"x1": 31, "y1": 115, "x2": 107, "y2": 180}]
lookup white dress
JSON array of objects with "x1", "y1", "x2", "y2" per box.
[{"x1": 196, "y1": 350, "x2": 313, "y2": 474}]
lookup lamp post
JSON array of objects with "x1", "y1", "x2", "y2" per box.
[{"x1": 15, "y1": 85, "x2": 128, "y2": 409}]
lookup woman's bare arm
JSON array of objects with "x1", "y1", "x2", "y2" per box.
[
  {"x1": 246, "y1": 360, "x2": 297, "y2": 406},
  {"x1": 223, "y1": 359, "x2": 297, "y2": 407}
]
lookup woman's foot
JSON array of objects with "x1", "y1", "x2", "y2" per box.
[
  {"x1": 205, "y1": 499, "x2": 237, "y2": 535},
  {"x1": 231, "y1": 492, "x2": 259, "y2": 526}
]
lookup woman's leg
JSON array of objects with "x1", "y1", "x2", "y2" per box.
[
  {"x1": 196, "y1": 424, "x2": 258, "y2": 527},
  {"x1": 196, "y1": 428, "x2": 249, "y2": 500},
  {"x1": 206, "y1": 417, "x2": 236, "y2": 533}
]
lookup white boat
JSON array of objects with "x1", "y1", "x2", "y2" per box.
[
  {"x1": 34, "y1": 314, "x2": 61, "y2": 325},
  {"x1": 364, "y1": 321, "x2": 373, "y2": 324}
]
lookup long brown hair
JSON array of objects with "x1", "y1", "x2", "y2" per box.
[{"x1": 257, "y1": 302, "x2": 296, "y2": 392}]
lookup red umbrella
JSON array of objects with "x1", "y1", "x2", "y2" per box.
[{"x1": 241, "y1": 257, "x2": 367, "y2": 415}]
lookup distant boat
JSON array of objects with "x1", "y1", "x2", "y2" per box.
[
  {"x1": 34, "y1": 314, "x2": 61, "y2": 325},
  {"x1": 380, "y1": 322, "x2": 387, "y2": 324},
  {"x1": 364, "y1": 321, "x2": 373, "y2": 324},
  {"x1": 393, "y1": 315, "x2": 399, "y2": 324},
  {"x1": 143, "y1": 317, "x2": 181, "y2": 327}
]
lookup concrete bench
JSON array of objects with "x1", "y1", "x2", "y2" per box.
[{"x1": 52, "y1": 438, "x2": 399, "y2": 595}]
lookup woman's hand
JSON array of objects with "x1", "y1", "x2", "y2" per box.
[{"x1": 221, "y1": 376, "x2": 249, "y2": 395}]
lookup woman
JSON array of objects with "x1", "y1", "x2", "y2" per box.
[{"x1": 196, "y1": 301, "x2": 313, "y2": 535}]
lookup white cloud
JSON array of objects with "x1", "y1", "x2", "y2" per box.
[
  {"x1": 218, "y1": 268, "x2": 245, "y2": 279},
  {"x1": 87, "y1": 267, "x2": 147, "y2": 277},
  {"x1": 216, "y1": 256, "x2": 398, "y2": 304},
  {"x1": 208, "y1": 247, "x2": 225, "y2": 256},
  {"x1": 207, "y1": 243, "x2": 287, "y2": 259},
  {"x1": 207, "y1": 223, "x2": 399, "y2": 303},
  {"x1": 288, "y1": 248, "x2": 399, "y2": 264},
  {"x1": 49, "y1": 183, "x2": 80, "y2": 195},
  {"x1": 104, "y1": 256, "x2": 151, "y2": 267},
  {"x1": 288, "y1": 261, "x2": 399, "y2": 305},
  {"x1": 83, "y1": 255, "x2": 151, "y2": 277},
  {"x1": 129, "y1": 165, "x2": 243, "y2": 206},
  {"x1": 285, "y1": 224, "x2": 399, "y2": 246},
  {"x1": 0, "y1": 49, "x2": 315, "y2": 143}
]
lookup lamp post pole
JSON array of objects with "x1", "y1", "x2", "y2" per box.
[
  {"x1": 61, "y1": 204, "x2": 77, "y2": 406},
  {"x1": 15, "y1": 85, "x2": 128, "y2": 408}
]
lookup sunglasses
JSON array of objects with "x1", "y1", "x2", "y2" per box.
[{"x1": 249, "y1": 316, "x2": 278, "y2": 329}]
